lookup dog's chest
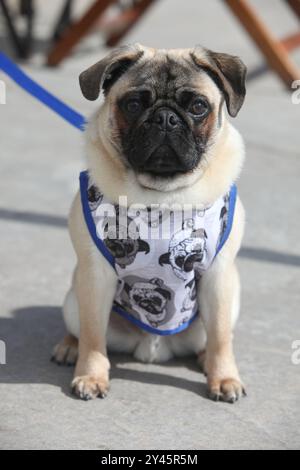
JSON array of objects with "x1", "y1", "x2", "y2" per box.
[{"x1": 80, "y1": 171, "x2": 236, "y2": 336}]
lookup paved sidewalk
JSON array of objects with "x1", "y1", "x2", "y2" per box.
[{"x1": 0, "y1": 0, "x2": 300, "y2": 450}]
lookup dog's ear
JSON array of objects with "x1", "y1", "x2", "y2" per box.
[
  {"x1": 191, "y1": 46, "x2": 247, "y2": 117},
  {"x1": 138, "y1": 239, "x2": 150, "y2": 254},
  {"x1": 79, "y1": 44, "x2": 144, "y2": 100},
  {"x1": 159, "y1": 252, "x2": 171, "y2": 266}
]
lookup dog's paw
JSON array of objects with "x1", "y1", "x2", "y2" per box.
[
  {"x1": 51, "y1": 334, "x2": 78, "y2": 366},
  {"x1": 207, "y1": 378, "x2": 246, "y2": 404},
  {"x1": 71, "y1": 375, "x2": 109, "y2": 400}
]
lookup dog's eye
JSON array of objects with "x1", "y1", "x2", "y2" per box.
[
  {"x1": 189, "y1": 99, "x2": 209, "y2": 117},
  {"x1": 125, "y1": 99, "x2": 142, "y2": 114}
]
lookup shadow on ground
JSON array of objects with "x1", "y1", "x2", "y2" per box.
[{"x1": 0, "y1": 305, "x2": 208, "y2": 399}]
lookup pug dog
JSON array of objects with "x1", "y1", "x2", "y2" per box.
[
  {"x1": 159, "y1": 220, "x2": 208, "y2": 281},
  {"x1": 124, "y1": 277, "x2": 172, "y2": 327},
  {"x1": 102, "y1": 209, "x2": 150, "y2": 268},
  {"x1": 52, "y1": 44, "x2": 246, "y2": 403}
]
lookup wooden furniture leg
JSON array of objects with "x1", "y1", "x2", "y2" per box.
[
  {"x1": 47, "y1": 0, "x2": 116, "y2": 66},
  {"x1": 0, "y1": 0, "x2": 34, "y2": 58},
  {"x1": 285, "y1": 0, "x2": 300, "y2": 19},
  {"x1": 51, "y1": 0, "x2": 73, "y2": 42},
  {"x1": 281, "y1": 32, "x2": 300, "y2": 51},
  {"x1": 224, "y1": 0, "x2": 300, "y2": 87},
  {"x1": 106, "y1": 0, "x2": 157, "y2": 47}
]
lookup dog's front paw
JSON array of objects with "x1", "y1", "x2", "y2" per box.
[
  {"x1": 207, "y1": 377, "x2": 246, "y2": 403},
  {"x1": 71, "y1": 375, "x2": 109, "y2": 400}
]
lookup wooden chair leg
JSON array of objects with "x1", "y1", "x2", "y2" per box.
[
  {"x1": 281, "y1": 32, "x2": 300, "y2": 51},
  {"x1": 47, "y1": 0, "x2": 116, "y2": 66},
  {"x1": 51, "y1": 0, "x2": 73, "y2": 42},
  {"x1": 0, "y1": 0, "x2": 29, "y2": 57},
  {"x1": 106, "y1": 0, "x2": 157, "y2": 47},
  {"x1": 224, "y1": 0, "x2": 300, "y2": 87},
  {"x1": 285, "y1": 0, "x2": 300, "y2": 19}
]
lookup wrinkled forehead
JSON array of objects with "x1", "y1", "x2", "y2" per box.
[{"x1": 112, "y1": 49, "x2": 221, "y2": 104}]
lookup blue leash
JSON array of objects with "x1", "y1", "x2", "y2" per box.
[{"x1": 0, "y1": 52, "x2": 86, "y2": 131}]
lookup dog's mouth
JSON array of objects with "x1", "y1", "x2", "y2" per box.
[
  {"x1": 132, "y1": 142, "x2": 203, "y2": 191},
  {"x1": 145, "y1": 169, "x2": 183, "y2": 178},
  {"x1": 140, "y1": 145, "x2": 187, "y2": 178}
]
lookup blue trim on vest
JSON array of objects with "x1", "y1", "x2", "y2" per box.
[
  {"x1": 113, "y1": 304, "x2": 198, "y2": 336},
  {"x1": 79, "y1": 171, "x2": 115, "y2": 268},
  {"x1": 215, "y1": 184, "x2": 237, "y2": 256},
  {"x1": 0, "y1": 52, "x2": 86, "y2": 131}
]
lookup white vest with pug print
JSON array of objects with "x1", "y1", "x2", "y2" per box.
[{"x1": 80, "y1": 171, "x2": 237, "y2": 335}]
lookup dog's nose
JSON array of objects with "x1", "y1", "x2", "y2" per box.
[{"x1": 153, "y1": 108, "x2": 179, "y2": 131}]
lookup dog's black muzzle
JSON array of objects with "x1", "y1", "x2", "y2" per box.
[{"x1": 126, "y1": 107, "x2": 200, "y2": 177}]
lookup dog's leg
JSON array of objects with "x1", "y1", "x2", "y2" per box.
[
  {"x1": 200, "y1": 261, "x2": 245, "y2": 402},
  {"x1": 199, "y1": 198, "x2": 246, "y2": 403},
  {"x1": 64, "y1": 192, "x2": 118, "y2": 400},
  {"x1": 71, "y1": 261, "x2": 117, "y2": 400}
]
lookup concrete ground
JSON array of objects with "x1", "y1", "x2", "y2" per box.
[{"x1": 0, "y1": 0, "x2": 300, "y2": 450}]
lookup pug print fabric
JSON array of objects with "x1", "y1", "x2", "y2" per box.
[{"x1": 80, "y1": 171, "x2": 237, "y2": 335}]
